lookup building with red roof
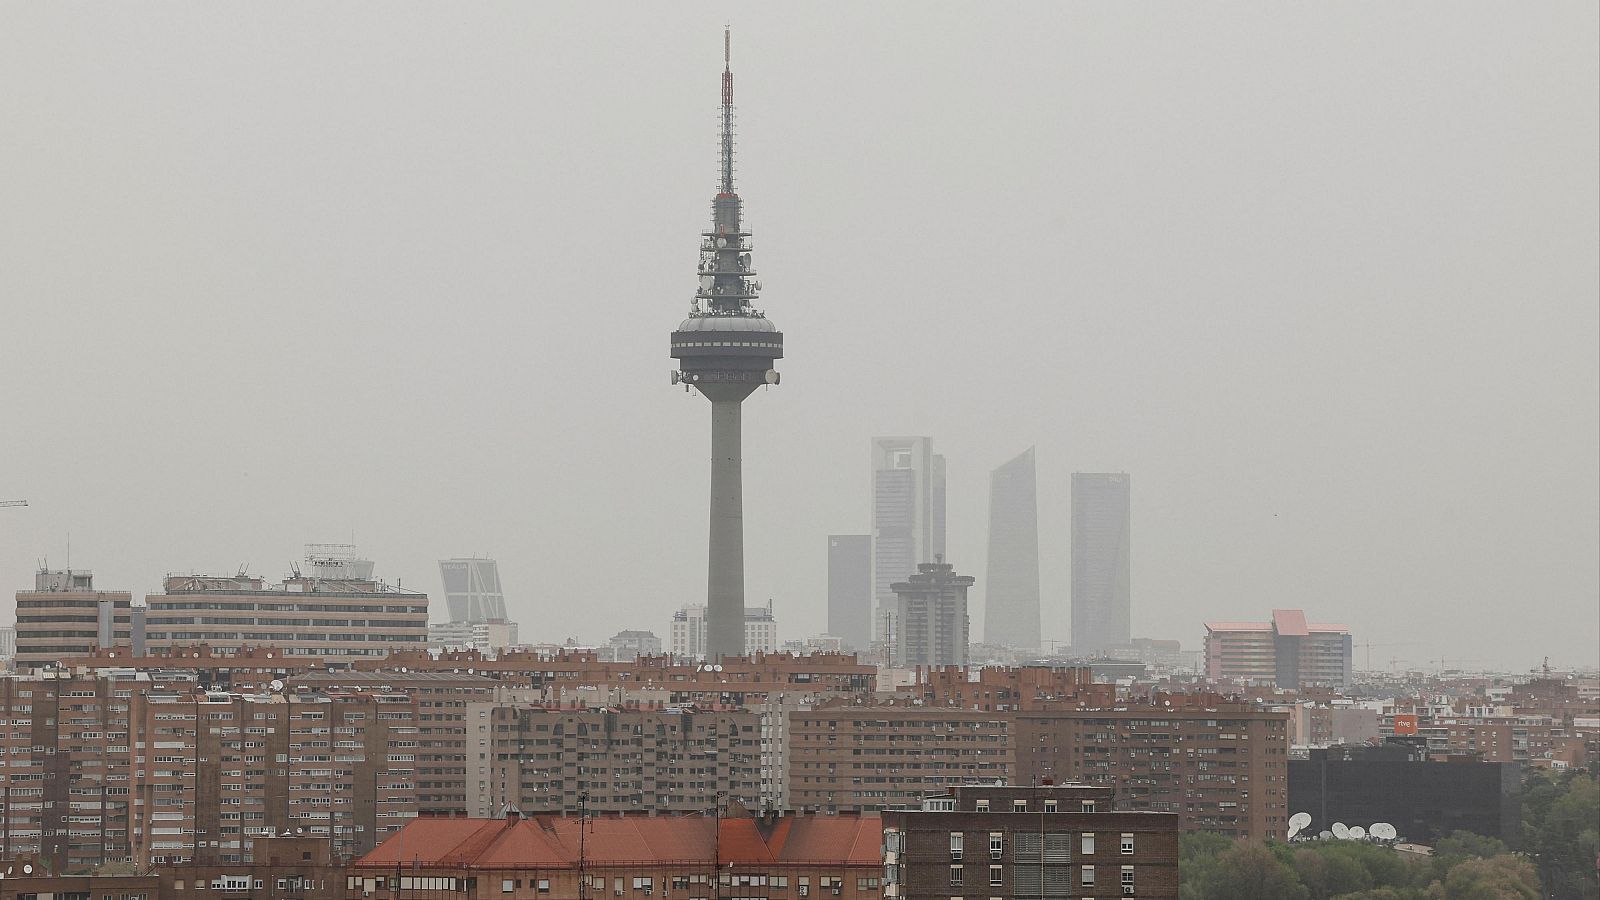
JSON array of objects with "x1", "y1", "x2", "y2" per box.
[
  {"x1": 1204, "y1": 609, "x2": 1352, "y2": 690},
  {"x1": 347, "y1": 811, "x2": 884, "y2": 900}
]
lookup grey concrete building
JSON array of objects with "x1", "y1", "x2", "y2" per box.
[
  {"x1": 984, "y1": 447, "x2": 1040, "y2": 649},
  {"x1": 438, "y1": 557, "x2": 509, "y2": 623},
  {"x1": 827, "y1": 534, "x2": 872, "y2": 651},
  {"x1": 1071, "y1": 472, "x2": 1131, "y2": 654},
  {"x1": 11, "y1": 568, "x2": 135, "y2": 669},
  {"x1": 890, "y1": 560, "x2": 974, "y2": 668}
]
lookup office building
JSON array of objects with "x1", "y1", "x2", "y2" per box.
[
  {"x1": 827, "y1": 534, "x2": 872, "y2": 651},
  {"x1": 872, "y1": 437, "x2": 946, "y2": 642},
  {"x1": 437, "y1": 557, "x2": 508, "y2": 623},
  {"x1": 668, "y1": 602, "x2": 777, "y2": 660},
  {"x1": 882, "y1": 785, "x2": 1180, "y2": 900},
  {"x1": 1071, "y1": 473, "x2": 1131, "y2": 654},
  {"x1": 984, "y1": 447, "x2": 1040, "y2": 649},
  {"x1": 142, "y1": 569, "x2": 427, "y2": 661},
  {"x1": 1288, "y1": 739, "x2": 1521, "y2": 844},
  {"x1": 1204, "y1": 609, "x2": 1353, "y2": 689},
  {"x1": 890, "y1": 561, "x2": 974, "y2": 668},
  {"x1": 667, "y1": 31, "x2": 784, "y2": 661},
  {"x1": 11, "y1": 568, "x2": 135, "y2": 670},
  {"x1": 427, "y1": 619, "x2": 519, "y2": 656}
]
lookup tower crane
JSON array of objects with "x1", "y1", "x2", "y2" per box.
[{"x1": 1358, "y1": 639, "x2": 1420, "y2": 670}]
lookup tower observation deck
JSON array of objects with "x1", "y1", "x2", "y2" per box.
[{"x1": 670, "y1": 29, "x2": 782, "y2": 661}]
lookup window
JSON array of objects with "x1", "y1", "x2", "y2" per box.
[
  {"x1": 1082, "y1": 833, "x2": 1095, "y2": 855},
  {"x1": 1081, "y1": 801, "x2": 1096, "y2": 813},
  {"x1": 1121, "y1": 867, "x2": 1134, "y2": 885},
  {"x1": 950, "y1": 866, "x2": 963, "y2": 887},
  {"x1": 1043, "y1": 799, "x2": 1058, "y2": 813},
  {"x1": 989, "y1": 832, "x2": 1003, "y2": 859},
  {"x1": 1121, "y1": 834, "x2": 1135, "y2": 854},
  {"x1": 975, "y1": 799, "x2": 990, "y2": 812},
  {"x1": 1081, "y1": 867, "x2": 1095, "y2": 888},
  {"x1": 503, "y1": 879, "x2": 516, "y2": 893},
  {"x1": 988, "y1": 866, "x2": 1002, "y2": 887},
  {"x1": 1013, "y1": 799, "x2": 1028, "y2": 812},
  {"x1": 950, "y1": 832, "x2": 964, "y2": 860},
  {"x1": 537, "y1": 882, "x2": 550, "y2": 894}
]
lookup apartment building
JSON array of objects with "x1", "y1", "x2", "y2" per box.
[
  {"x1": 142, "y1": 573, "x2": 427, "y2": 661},
  {"x1": 787, "y1": 700, "x2": 1014, "y2": 813},
  {"x1": 0, "y1": 835, "x2": 344, "y2": 900},
  {"x1": 1014, "y1": 696, "x2": 1292, "y2": 840},
  {"x1": 882, "y1": 785, "x2": 1179, "y2": 900},
  {"x1": 489, "y1": 704, "x2": 761, "y2": 814},
  {"x1": 916, "y1": 665, "x2": 1115, "y2": 711},
  {"x1": 287, "y1": 671, "x2": 539, "y2": 817},
  {"x1": 348, "y1": 812, "x2": 884, "y2": 900},
  {"x1": 128, "y1": 688, "x2": 420, "y2": 866},
  {"x1": 0, "y1": 673, "x2": 135, "y2": 872},
  {"x1": 12, "y1": 568, "x2": 136, "y2": 670}
]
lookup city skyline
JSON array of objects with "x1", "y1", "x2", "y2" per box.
[{"x1": 1, "y1": 6, "x2": 1595, "y2": 668}]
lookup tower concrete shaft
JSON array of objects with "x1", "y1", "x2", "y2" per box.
[{"x1": 669, "y1": 30, "x2": 782, "y2": 661}]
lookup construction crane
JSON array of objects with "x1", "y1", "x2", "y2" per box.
[{"x1": 1358, "y1": 639, "x2": 1420, "y2": 670}]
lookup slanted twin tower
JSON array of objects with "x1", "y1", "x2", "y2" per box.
[{"x1": 669, "y1": 30, "x2": 782, "y2": 661}]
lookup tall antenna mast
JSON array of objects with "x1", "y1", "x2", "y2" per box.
[{"x1": 720, "y1": 26, "x2": 735, "y2": 196}]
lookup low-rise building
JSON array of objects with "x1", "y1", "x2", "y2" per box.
[{"x1": 347, "y1": 812, "x2": 884, "y2": 900}]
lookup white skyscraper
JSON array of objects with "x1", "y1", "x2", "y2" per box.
[{"x1": 871, "y1": 437, "x2": 946, "y2": 644}]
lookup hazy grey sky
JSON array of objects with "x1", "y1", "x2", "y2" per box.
[{"x1": 2, "y1": 4, "x2": 1595, "y2": 670}]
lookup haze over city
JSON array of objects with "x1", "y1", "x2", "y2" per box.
[{"x1": 2, "y1": 4, "x2": 1595, "y2": 669}]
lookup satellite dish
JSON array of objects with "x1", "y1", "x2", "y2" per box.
[
  {"x1": 1332, "y1": 823, "x2": 1351, "y2": 840},
  {"x1": 1289, "y1": 812, "x2": 1312, "y2": 831},
  {"x1": 22, "y1": 865, "x2": 32, "y2": 875},
  {"x1": 1349, "y1": 826, "x2": 1366, "y2": 840},
  {"x1": 269, "y1": 680, "x2": 285, "y2": 693},
  {"x1": 1371, "y1": 823, "x2": 1397, "y2": 841},
  {"x1": 763, "y1": 369, "x2": 780, "y2": 385},
  {"x1": 1318, "y1": 830, "x2": 1333, "y2": 840}
]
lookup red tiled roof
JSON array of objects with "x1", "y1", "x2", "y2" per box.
[{"x1": 353, "y1": 814, "x2": 883, "y2": 871}]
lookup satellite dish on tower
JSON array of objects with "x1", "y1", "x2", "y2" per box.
[{"x1": 1332, "y1": 823, "x2": 1352, "y2": 840}]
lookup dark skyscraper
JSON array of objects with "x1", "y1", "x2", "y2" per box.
[
  {"x1": 890, "y1": 561, "x2": 974, "y2": 668},
  {"x1": 827, "y1": 535, "x2": 872, "y2": 651},
  {"x1": 1072, "y1": 472, "x2": 1131, "y2": 654},
  {"x1": 669, "y1": 31, "x2": 783, "y2": 660},
  {"x1": 984, "y1": 447, "x2": 1040, "y2": 648}
]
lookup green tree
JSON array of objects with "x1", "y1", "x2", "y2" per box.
[
  {"x1": 1521, "y1": 771, "x2": 1599, "y2": 898},
  {"x1": 1432, "y1": 831, "x2": 1511, "y2": 885},
  {"x1": 1178, "y1": 831, "x2": 1235, "y2": 900},
  {"x1": 1336, "y1": 888, "x2": 1429, "y2": 900},
  {"x1": 1422, "y1": 854, "x2": 1539, "y2": 899},
  {"x1": 1201, "y1": 842, "x2": 1309, "y2": 900}
]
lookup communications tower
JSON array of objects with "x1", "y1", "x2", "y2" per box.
[{"x1": 669, "y1": 30, "x2": 782, "y2": 661}]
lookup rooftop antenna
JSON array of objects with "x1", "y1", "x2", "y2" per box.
[{"x1": 720, "y1": 26, "x2": 735, "y2": 195}]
